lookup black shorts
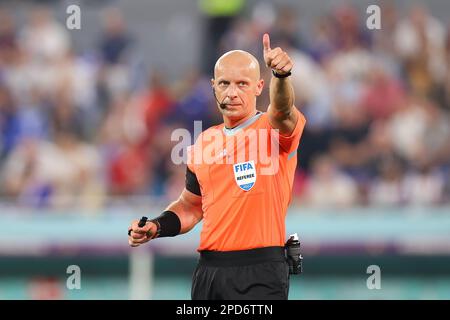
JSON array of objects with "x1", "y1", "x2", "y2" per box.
[{"x1": 191, "y1": 246, "x2": 290, "y2": 300}]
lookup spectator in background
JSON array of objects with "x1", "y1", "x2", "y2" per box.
[
  {"x1": 1, "y1": 137, "x2": 52, "y2": 208},
  {"x1": 371, "y1": 3, "x2": 403, "y2": 77},
  {"x1": 50, "y1": 86, "x2": 85, "y2": 140},
  {"x1": 147, "y1": 124, "x2": 183, "y2": 198},
  {"x1": 394, "y1": 5, "x2": 446, "y2": 97},
  {"x1": 198, "y1": 0, "x2": 244, "y2": 74},
  {"x1": 0, "y1": 84, "x2": 19, "y2": 159},
  {"x1": 332, "y1": 4, "x2": 371, "y2": 51},
  {"x1": 303, "y1": 154, "x2": 359, "y2": 208},
  {"x1": 360, "y1": 120, "x2": 403, "y2": 204},
  {"x1": 368, "y1": 156, "x2": 406, "y2": 207},
  {"x1": 19, "y1": 7, "x2": 70, "y2": 63},
  {"x1": 308, "y1": 15, "x2": 336, "y2": 64},
  {"x1": 97, "y1": 8, "x2": 134, "y2": 114},
  {"x1": 359, "y1": 64, "x2": 406, "y2": 121},
  {"x1": 432, "y1": 25, "x2": 450, "y2": 112},
  {"x1": 167, "y1": 69, "x2": 215, "y2": 130},
  {"x1": 1, "y1": 129, "x2": 102, "y2": 209},
  {"x1": 0, "y1": 84, "x2": 49, "y2": 162},
  {"x1": 325, "y1": 6, "x2": 376, "y2": 134},
  {"x1": 0, "y1": 10, "x2": 18, "y2": 66},
  {"x1": 13, "y1": 9, "x2": 76, "y2": 106},
  {"x1": 50, "y1": 129, "x2": 103, "y2": 209},
  {"x1": 12, "y1": 86, "x2": 50, "y2": 151},
  {"x1": 138, "y1": 71, "x2": 175, "y2": 142},
  {"x1": 108, "y1": 140, "x2": 148, "y2": 196},
  {"x1": 99, "y1": 7, "x2": 132, "y2": 66},
  {"x1": 421, "y1": 101, "x2": 450, "y2": 168},
  {"x1": 289, "y1": 47, "x2": 333, "y2": 131},
  {"x1": 219, "y1": 16, "x2": 264, "y2": 59},
  {"x1": 1, "y1": 38, "x2": 32, "y2": 105},
  {"x1": 388, "y1": 95, "x2": 434, "y2": 164},
  {"x1": 372, "y1": 3, "x2": 399, "y2": 56},
  {"x1": 403, "y1": 161, "x2": 445, "y2": 207},
  {"x1": 270, "y1": 5, "x2": 303, "y2": 51},
  {"x1": 97, "y1": 93, "x2": 150, "y2": 197}
]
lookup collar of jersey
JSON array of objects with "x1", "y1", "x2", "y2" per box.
[{"x1": 223, "y1": 111, "x2": 263, "y2": 136}]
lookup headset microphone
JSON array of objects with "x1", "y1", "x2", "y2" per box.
[{"x1": 212, "y1": 88, "x2": 227, "y2": 109}]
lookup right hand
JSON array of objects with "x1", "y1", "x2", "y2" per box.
[
  {"x1": 263, "y1": 33, "x2": 293, "y2": 75},
  {"x1": 128, "y1": 220, "x2": 157, "y2": 247}
]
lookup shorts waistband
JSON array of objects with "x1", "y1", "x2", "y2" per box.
[{"x1": 199, "y1": 246, "x2": 286, "y2": 267}]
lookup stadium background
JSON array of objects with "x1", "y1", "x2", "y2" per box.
[{"x1": 0, "y1": 0, "x2": 449, "y2": 299}]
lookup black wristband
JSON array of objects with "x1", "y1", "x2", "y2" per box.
[
  {"x1": 150, "y1": 210, "x2": 181, "y2": 238},
  {"x1": 272, "y1": 70, "x2": 292, "y2": 78}
]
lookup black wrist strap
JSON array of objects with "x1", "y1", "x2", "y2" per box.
[
  {"x1": 128, "y1": 211, "x2": 181, "y2": 238},
  {"x1": 149, "y1": 219, "x2": 161, "y2": 239},
  {"x1": 150, "y1": 210, "x2": 181, "y2": 238},
  {"x1": 272, "y1": 70, "x2": 292, "y2": 78}
]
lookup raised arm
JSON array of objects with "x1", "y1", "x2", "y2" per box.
[
  {"x1": 263, "y1": 33, "x2": 299, "y2": 136},
  {"x1": 128, "y1": 188, "x2": 203, "y2": 247}
]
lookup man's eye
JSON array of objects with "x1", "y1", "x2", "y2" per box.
[
  {"x1": 219, "y1": 81, "x2": 228, "y2": 86},
  {"x1": 239, "y1": 82, "x2": 247, "y2": 86}
]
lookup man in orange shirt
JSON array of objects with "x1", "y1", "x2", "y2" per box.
[{"x1": 128, "y1": 33, "x2": 306, "y2": 300}]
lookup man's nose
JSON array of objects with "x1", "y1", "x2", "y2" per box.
[{"x1": 225, "y1": 84, "x2": 238, "y2": 98}]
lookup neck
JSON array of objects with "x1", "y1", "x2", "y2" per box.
[{"x1": 224, "y1": 110, "x2": 258, "y2": 129}]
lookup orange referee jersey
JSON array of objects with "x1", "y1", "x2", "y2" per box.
[{"x1": 187, "y1": 107, "x2": 306, "y2": 252}]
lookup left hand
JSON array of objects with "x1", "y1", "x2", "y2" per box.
[
  {"x1": 128, "y1": 219, "x2": 157, "y2": 247},
  {"x1": 263, "y1": 33, "x2": 293, "y2": 75}
]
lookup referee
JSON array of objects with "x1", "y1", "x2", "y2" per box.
[{"x1": 128, "y1": 33, "x2": 306, "y2": 300}]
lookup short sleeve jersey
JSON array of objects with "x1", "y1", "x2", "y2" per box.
[{"x1": 187, "y1": 108, "x2": 306, "y2": 251}]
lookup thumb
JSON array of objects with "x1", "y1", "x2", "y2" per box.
[{"x1": 263, "y1": 33, "x2": 271, "y2": 54}]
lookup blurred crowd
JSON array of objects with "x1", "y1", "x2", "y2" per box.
[{"x1": 0, "y1": 3, "x2": 449, "y2": 210}]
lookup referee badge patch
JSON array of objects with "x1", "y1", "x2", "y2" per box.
[{"x1": 233, "y1": 160, "x2": 256, "y2": 191}]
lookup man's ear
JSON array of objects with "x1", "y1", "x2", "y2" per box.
[
  {"x1": 211, "y1": 78, "x2": 215, "y2": 88},
  {"x1": 255, "y1": 79, "x2": 264, "y2": 96}
]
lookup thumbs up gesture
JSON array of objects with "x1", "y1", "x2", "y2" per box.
[{"x1": 263, "y1": 33, "x2": 293, "y2": 76}]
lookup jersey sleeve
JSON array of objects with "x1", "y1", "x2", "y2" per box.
[
  {"x1": 185, "y1": 166, "x2": 201, "y2": 196},
  {"x1": 186, "y1": 144, "x2": 195, "y2": 174},
  {"x1": 267, "y1": 107, "x2": 306, "y2": 154},
  {"x1": 185, "y1": 144, "x2": 201, "y2": 195}
]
